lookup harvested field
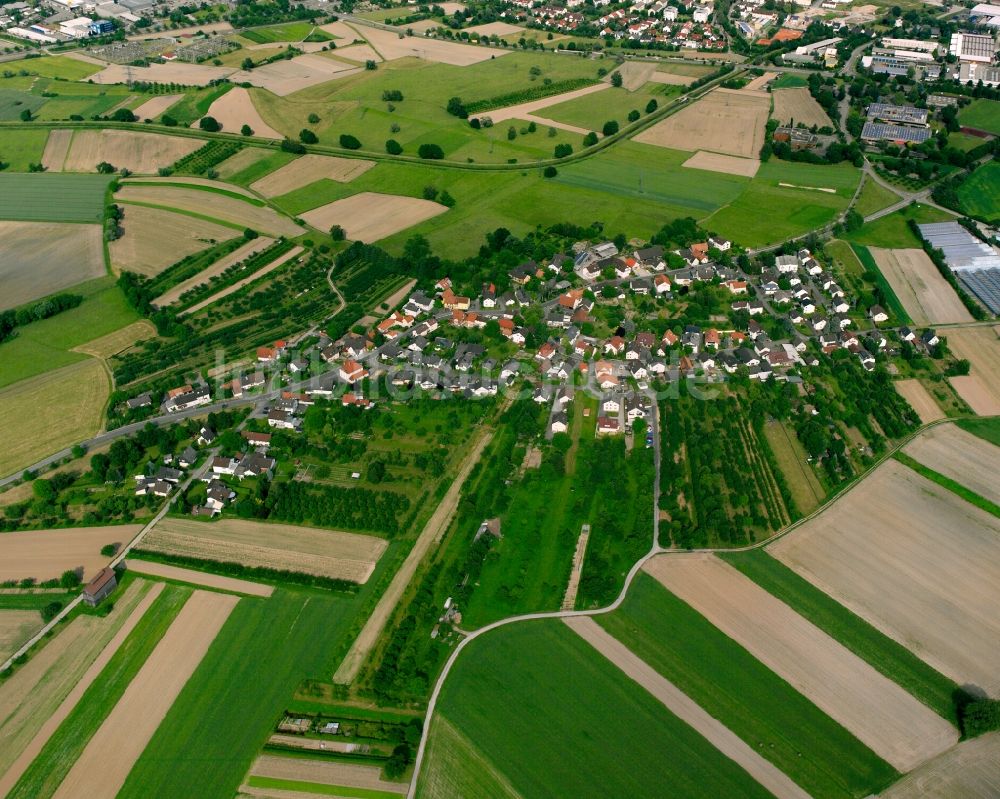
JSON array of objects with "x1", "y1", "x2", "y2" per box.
[
  {"x1": 0, "y1": 580, "x2": 152, "y2": 794},
  {"x1": 229, "y1": 54, "x2": 359, "y2": 96},
  {"x1": 742, "y1": 71, "x2": 777, "y2": 91},
  {"x1": 614, "y1": 61, "x2": 656, "y2": 91},
  {"x1": 351, "y1": 24, "x2": 509, "y2": 65},
  {"x1": 0, "y1": 525, "x2": 139, "y2": 583},
  {"x1": 300, "y1": 191, "x2": 446, "y2": 242},
  {"x1": 123, "y1": 176, "x2": 258, "y2": 198},
  {"x1": 470, "y1": 82, "x2": 608, "y2": 125},
  {"x1": 180, "y1": 245, "x2": 303, "y2": 314},
  {"x1": 635, "y1": 88, "x2": 769, "y2": 159},
  {"x1": 464, "y1": 21, "x2": 523, "y2": 36},
  {"x1": 250, "y1": 754, "x2": 407, "y2": 794},
  {"x1": 117, "y1": 184, "x2": 303, "y2": 237},
  {"x1": 142, "y1": 517, "x2": 387, "y2": 583},
  {"x1": 769, "y1": 459, "x2": 1000, "y2": 697},
  {"x1": 40, "y1": 129, "x2": 72, "y2": 172},
  {"x1": 0, "y1": 360, "x2": 110, "y2": 477},
  {"x1": 894, "y1": 379, "x2": 943, "y2": 423},
  {"x1": 131, "y1": 94, "x2": 183, "y2": 121},
  {"x1": 647, "y1": 71, "x2": 692, "y2": 86},
  {"x1": 152, "y1": 237, "x2": 275, "y2": 307},
  {"x1": 902, "y1": 422, "x2": 1000, "y2": 506},
  {"x1": 200, "y1": 87, "x2": 281, "y2": 138},
  {"x1": 63, "y1": 130, "x2": 201, "y2": 175},
  {"x1": 0, "y1": 221, "x2": 104, "y2": 309},
  {"x1": 868, "y1": 248, "x2": 973, "y2": 325},
  {"x1": 771, "y1": 87, "x2": 831, "y2": 129},
  {"x1": 644, "y1": 553, "x2": 958, "y2": 772},
  {"x1": 110, "y1": 205, "x2": 238, "y2": 276},
  {"x1": 682, "y1": 150, "x2": 760, "y2": 177},
  {"x1": 943, "y1": 326, "x2": 1000, "y2": 415},
  {"x1": 0, "y1": 611, "x2": 40, "y2": 663},
  {"x1": 880, "y1": 730, "x2": 1000, "y2": 799},
  {"x1": 89, "y1": 62, "x2": 235, "y2": 86},
  {"x1": 566, "y1": 616, "x2": 811, "y2": 799},
  {"x1": 51, "y1": 590, "x2": 239, "y2": 799},
  {"x1": 72, "y1": 319, "x2": 157, "y2": 358},
  {"x1": 251, "y1": 154, "x2": 375, "y2": 196},
  {"x1": 327, "y1": 43, "x2": 383, "y2": 65},
  {"x1": 125, "y1": 558, "x2": 274, "y2": 597}
]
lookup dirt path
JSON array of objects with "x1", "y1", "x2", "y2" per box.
[
  {"x1": 0, "y1": 582, "x2": 163, "y2": 797},
  {"x1": 645, "y1": 553, "x2": 959, "y2": 772},
  {"x1": 561, "y1": 524, "x2": 590, "y2": 611},
  {"x1": 565, "y1": 616, "x2": 811, "y2": 799},
  {"x1": 125, "y1": 558, "x2": 274, "y2": 597},
  {"x1": 333, "y1": 423, "x2": 496, "y2": 684},
  {"x1": 51, "y1": 590, "x2": 238, "y2": 799}
]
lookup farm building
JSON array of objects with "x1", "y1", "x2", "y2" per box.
[{"x1": 82, "y1": 567, "x2": 118, "y2": 606}]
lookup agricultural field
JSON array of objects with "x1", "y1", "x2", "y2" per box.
[
  {"x1": 215, "y1": 146, "x2": 296, "y2": 183},
  {"x1": 0, "y1": 610, "x2": 40, "y2": 662},
  {"x1": 3, "y1": 55, "x2": 101, "y2": 80},
  {"x1": 0, "y1": 129, "x2": 48, "y2": 170},
  {"x1": 901, "y1": 422, "x2": 1000, "y2": 506},
  {"x1": 110, "y1": 204, "x2": 240, "y2": 276},
  {"x1": 40, "y1": 129, "x2": 72, "y2": 172},
  {"x1": 141, "y1": 517, "x2": 388, "y2": 584},
  {"x1": 62, "y1": 130, "x2": 201, "y2": 175},
  {"x1": 644, "y1": 554, "x2": 958, "y2": 772},
  {"x1": 880, "y1": 731, "x2": 1000, "y2": 799},
  {"x1": 635, "y1": 88, "x2": 770, "y2": 159},
  {"x1": 151, "y1": 236, "x2": 275, "y2": 306},
  {"x1": 73, "y1": 320, "x2": 157, "y2": 359},
  {"x1": 956, "y1": 160, "x2": 1000, "y2": 222},
  {"x1": 125, "y1": 560, "x2": 274, "y2": 597},
  {"x1": 0, "y1": 221, "x2": 104, "y2": 309},
  {"x1": 199, "y1": 86, "x2": 282, "y2": 138},
  {"x1": 892, "y1": 379, "x2": 943, "y2": 423},
  {"x1": 771, "y1": 87, "x2": 832, "y2": 129},
  {"x1": 682, "y1": 150, "x2": 760, "y2": 177},
  {"x1": 132, "y1": 93, "x2": 185, "y2": 122},
  {"x1": 596, "y1": 571, "x2": 899, "y2": 799},
  {"x1": 958, "y1": 98, "x2": 1000, "y2": 135},
  {"x1": 540, "y1": 81, "x2": 680, "y2": 131},
  {"x1": 417, "y1": 620, "x2": 775, "y2": 799},
  {"x1": 244, "y1": 756, "x2": 407, "y2": 797},
  {"x1": 944, "y1": 326, "x2": 1000, "y2": 415},
  {"x1": 0, "y1": 173, "x2": 111, "y2": 223},
  {"x1": 0, "y1": 360, "x2": 110, "y2": 476},
  {"x1": 867, "y1": 247, "x2": 973, "y2": 325},
  {"x1": 0, "y1": 524, "x2": 138, "y2": 583},
  {"x1": 300, "y1": 192, "x2": 447, "y2": 242},
  {"x1": 251, "y1": 154, "x2": 375, "y2": 196},
  {"x1": 769, "y1": 458, "x2": 1000, "y2": 697}
]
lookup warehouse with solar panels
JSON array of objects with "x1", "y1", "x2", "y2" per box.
[{"x1": 917, "y1": 222, "x2": 1000, "y2": 314}]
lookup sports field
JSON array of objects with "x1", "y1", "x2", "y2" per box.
[
  {"x1": 956, "y1": 161, "x2": 1000, "y2": 222},
  {"x1": 596, "y1": 571, "x2": 898, "y2": 799},
  {"x1": 0, "y1": 221, "x2": 104, "y2": 309},
  {"x1": 959, "y1": 98, "x2": 1000, "y2": 135},
  {"x1": 418, "y1": 621, "x2": 776, "y2": 799},
  {"x1": 0, "y1": 173, "x2": 111, "y2": 223}
]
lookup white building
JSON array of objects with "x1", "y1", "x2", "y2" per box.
[{"x1": 950, "y1": 32, "x2": 995, "y2": 64}]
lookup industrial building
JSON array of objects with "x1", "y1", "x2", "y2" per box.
[
  {"x1": 918, "y1": 222, "x2": 1000, "y2": 314},
  {"x1": 950, "y1": 31, "x2": 996, "y2": 63}
]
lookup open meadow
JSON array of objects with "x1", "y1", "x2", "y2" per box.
[
  {"x1": 142, "y1": 517, "x2": 388, "y2": 584},
  {"x1": 868, "y1": 248, "x2": 972, "y2": 325},
  {"x1": 0, "y1": 129, "x2": 48, "y2": 171},
  {"x1": 644, "y1": 554, "x2": 957, "y2": 772},
  {"x1": 418, "y1": 620, "x2": 775, "y2": 799},
  {"x1": 0, "y1": 222, "x2": 104, "y2": 309},
  {"x1": 0, "y1": 360, "x2": 109, "y2": 476},
  {"x1": 0, "y1": 525, "x2": 139, "y2": 583},
  {"x1": 901, "y1": 422, "x2": 1000, "y2": 506},
  {"x1": 769, "y1": 458, "x2": 1000, "y2": 697},
  {"x1": 943, "y1": 326, "x2": 1000, "y2": 415}
]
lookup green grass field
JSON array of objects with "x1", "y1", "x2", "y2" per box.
[
  {"x1": 959, "y1": 98, "x2": 1000, "y2": 135},
  {"x1": 7, "y1": 585, "x2": 192, "y2": 799},
  {"x1": 0, "y1": 277, "x2": 139, "y2": 388},
  {"x1": 719, "y1": 549, "x2": 960, "y2": 723},
  {"x1": 215, "y1": 145, "x2": 298, "y2": 185},
  {"x1": 0, "y1": 172, "x2": 111, "y2": 222},
  {"x1": 956, "y1": 161, "x2": 1000, "y2": 223},
  {"x1": 597, "y1": 572, "x2": 898, "y2": 799},
  {"x1": 771, "y1": 73, "x2": 808, "y2": 89},
  {"x1": 854, "y1": 178, "x2": 900, "y2": 218},
  {"x1": 161, "y1": 83, "x2": 233, "y2": 126},
  {"x1": 843, "y1": 203, "x2": 954, "y2": 249},
  {"x1": 240, "y1": 21, "x2": 332, "y2": 44},
  {"x1": 957, "y1": 417, "x2": 1000, "y2": 447},
  {"x1": 117, "y1": 588, "x2": 362, "y2": 799},
  {"x1": 541, "y1": 83, "x2": 680, "y2": 130},
  {"x1": 4, "y1": 55, "x2": 102, "y2": 81},
  {"x1": 419, "y1": 620, "x2": 775, "y2": 799},
  {"x1": 0, "y1": 88, "x2": 47, "y2": 121},
  {"x1": 0, "y1": 128, "x2": 49, "y2": 171},
  {"x1": 947, "y1": 131, "x2": 989, "y2": 152}
]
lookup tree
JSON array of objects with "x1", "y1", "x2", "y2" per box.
[
  {"x1": 384, "y1": 744, "x2": 411, "y2": 778},
  {"x1": 367, "y1": 459, "x2": 386, "y2": 483},
  {"x1": 446, "y1": 96, "x2": 467, "y2": 118},
  {"x1": 602, "y1": 120, "x2": 619, "y2": 137},
  {"x1": 41, "y1": 601, "x2": 63, "y2": 622},
  {"x1": 418, "y1": 143, "x2": 444, "y2": 159},
  {"x1": 543, "y1": 165, "x2": 557, "y2": 178},
  {"x1": 507, "y1": 125, "x2": 517, "y2": 140},
  {"x1": 241, "y1": 57, "x2": 254, "y2": 70},
  {"x1": 330, "y1": 225, "x2": 346, "y2": 241},
  {"x1": 628, "y1": 109, "x2": 640, "y2": 122},
  {"x1": 199, "y1": 116, "x2": 220, "y2": 132},
  {"x1": 611, "y1": 71, "x2": 623, "y2": 88},
  {"x1": 308, "y1": 112, "x2": 320, "y2": 123},
  {"x1": 161, "y1": 114, "x2": 178, "y2": 127},
  {"x1": 111, "y1": 108, "x2": 136, "y2": 122},
  {"x1": 469, "y1": 117, "x2": 481, "y2": 129},
  {"x1": 19, "y1": 108, "x2": 31, "y2": 122},
  {"x1": 241, "y1": 124, "x2": 253, "y2": 136},
  {"x1": 340, "y1": 133, "x2": 362, "y2": 149},
  {"x1": 365, "y1": 59, "x2": 377, "y2": 70},
  {"x1": 32, "y1": 479, "x2": 55, "y2": 501},
  {"x1": 60, "y1": 569, "x2": 81, "y2": 589},
  {"x1": 96, "y1": 161, "x2": 115, "y2": 174},
  {"x1": 553, "y1": 143, "x2": 573, "y2": 158},
  {"x1": 583, "y1": 131, "x2": 598, "y2": 146},
  {"x1": 423, "y1": 185, "x2": 439, "y2": 201},
  {"x1": 844, "y1": 209, "x2": 863, "y2": 232},
  {"x1": 100, "y1": 543, "x2": 119, "y2": 557},
  {"x1": 299, "y1": 128, "x2": 318, "y2": 144},
  {"x1": 385, "y1": 138, "x2": 403, "y2": 155},
  {"x1": 439, "y1": 190, "x2": 456, "y2": 207},
  {"x1": 645, "y1": 98, "x2": 658, "y2": 113}
]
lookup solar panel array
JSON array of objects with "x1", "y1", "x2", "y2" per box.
[
  {"x1": 918, "y1": 222, "x2": 1000, "y2": 314},
  {"x1": 861, "y1": 122, "x2": 931, "y2": 143}
]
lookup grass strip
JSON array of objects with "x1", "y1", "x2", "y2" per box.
[
  {"x1": 122, "y1": 180, "x2": 265, "y2": 206},
  {"x1": 597, "y1": 572, "x2": 898, "y2": 799},
  {"x1": 894, "y1": 452, "x2": 1000, "y2": 519},
  {"x1": 849, "y1": 243, "x2": 912, "y2": 325},
  {"x1": 720, "y1": 549, "x2": 960, "y2": 723},
  {"x1": 956, "y1": 417, "x2": 1000, "y2": 448},
  {"x1": 6, "y1": 584, "x2": 192, "y2": 799},
  {"x1": 247, "y1": 775, "x2": 399, "y2": 799}
]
